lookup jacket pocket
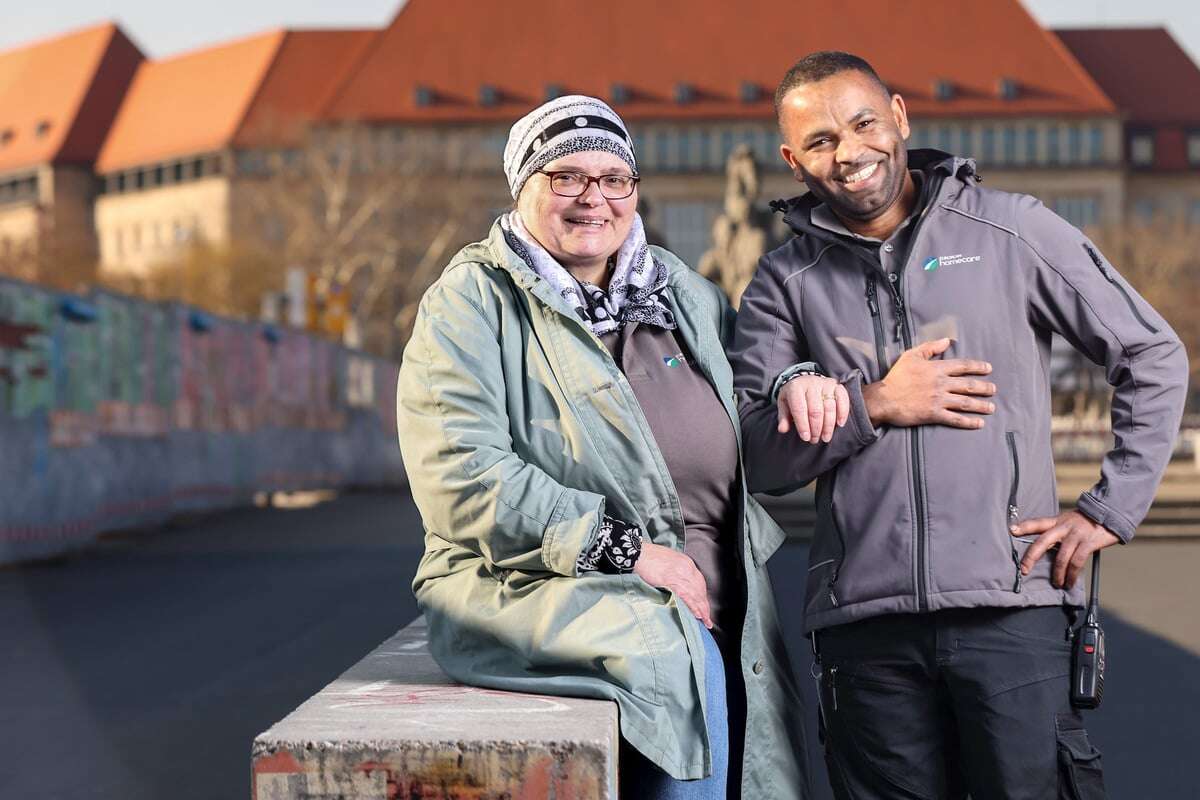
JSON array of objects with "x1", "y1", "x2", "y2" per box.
[
  {"x1": 1056, "y1": 713, "x2": 1106, "y2": 799},
  {"x1": 1004, "y1": 431, "x2": 1024, "y2": 592},
  {"x1": 1082, "y1": 243, "x2": 1158, "y2": 334}
]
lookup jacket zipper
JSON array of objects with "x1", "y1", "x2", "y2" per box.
[
  {"x1": 1083, "y1": 243, "x2": 1159, "y2": 334},
  {"x1": 881, "y1": 271, "x2": 929, "y2": 611},
  {"x1": 1005, "y1": 431, "x2": 1023, "y2": 593},
  {"x1": 865, "y1": 275, "x2": 888, "y2": 380}
]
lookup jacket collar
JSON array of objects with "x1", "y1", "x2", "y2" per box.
[{"x1": 769, "y1": 149, "x2": 979, "y2": 240}]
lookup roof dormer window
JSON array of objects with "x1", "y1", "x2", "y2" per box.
[
  {"x1": 0, "y1": 128, "x2": 13, "y2": 146},
  {"x1": 997, "y1": 78, "x2": 1019, "y2": 100}
]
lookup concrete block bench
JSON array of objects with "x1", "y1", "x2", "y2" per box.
[{"x1": 252, "y1": 616, "x2": 618, "y2": 799}]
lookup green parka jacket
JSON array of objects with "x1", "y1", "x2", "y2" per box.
[{"x1": 398, "y1": 220, "x2": 810, "y2": 796}]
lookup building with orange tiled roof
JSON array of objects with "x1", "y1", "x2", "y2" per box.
[
  {"x1": 1056, "y1": 27, "x2": 1200, "y2": 225},
  {"x1": 0, "y1": 22, "x2": 143, "y2": 287},
  {"x1": 93, "y1": 27, "x2": 375, "y2": 280},
  {"x1": 315, "y1": 0, "x2": 1134, "y2": 263}
]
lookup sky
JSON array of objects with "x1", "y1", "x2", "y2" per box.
[{"x1": 3, "y1": 0, "x2": 1199, "y2": 63}]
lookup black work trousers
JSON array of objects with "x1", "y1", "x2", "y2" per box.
[{"x1": 815, "y1": 607, "x2": 1106, "y2": 800}]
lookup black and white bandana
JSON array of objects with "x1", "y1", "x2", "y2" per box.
[{"x1": 502, "y1": 211, "x2": 675, "y2": 335}]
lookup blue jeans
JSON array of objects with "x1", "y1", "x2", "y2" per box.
[{"x1": 620, "y1": 623, "x2": 730, "y2": 799}]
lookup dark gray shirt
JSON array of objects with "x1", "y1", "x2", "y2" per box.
[{"x1": 599, "y1": 320, "x2": 740, "y2": 643}]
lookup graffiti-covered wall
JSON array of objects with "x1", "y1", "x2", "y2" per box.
[{"x1": 0, "y1": 277, "x2": 403, "y2": 565}]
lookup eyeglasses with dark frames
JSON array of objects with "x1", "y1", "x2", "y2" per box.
[{"x1": 536, "y1": 169, "x2": 640, "y2": 200}]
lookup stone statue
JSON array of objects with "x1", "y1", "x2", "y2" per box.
[{"x1": 698, "y1": 144, "x2": 774, "y2": 308}]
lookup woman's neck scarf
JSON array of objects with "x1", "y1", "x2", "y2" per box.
[{"x1": 501, "y1": 211, "x2": 676, "y2": 335}]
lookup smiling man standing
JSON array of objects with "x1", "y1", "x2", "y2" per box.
[{"x1": 729, "y1": 52, "x2": 1188, "y2": 798}]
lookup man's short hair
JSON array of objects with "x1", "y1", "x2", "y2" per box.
[{"x1": 774, "y1": 51, "x2": 891, "y2": 118}]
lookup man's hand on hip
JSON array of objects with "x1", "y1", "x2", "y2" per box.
[
  {"x1": 862, "y1": 338, "x2": 996, "y2": 429},
  {"x1": 1012, "y1": 510, "x2": 1120, "y2": 590}
]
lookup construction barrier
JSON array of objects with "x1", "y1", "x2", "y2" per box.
[{"x1": 0, "y1": 276, "x2": 403, "y2": 565}]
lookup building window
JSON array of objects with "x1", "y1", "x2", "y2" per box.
[
  {"x1": 1189, "y1": 199, "x2": 1200, "y2": 225},
  {"x1": 1067, "y1": 126, "x2": 1082, "y2": 165},
  {"x1": 1087, "y1": 125, "x2": 1105, "y2": 165},
  {"x1": 1130, "y1": 132, "x2": 1155, "y2": 166},
  {"x1": 1054, "y1": 196, "x2": 1099, "y2": 228},
  {"x1": 1047, "y1": 127, "x2": 1060, "y2": 164},
  {"x1": 720, "y1": 129, "x2": 735, "y2": 163},
  {"x1": 1187, "y1": 132, "x2": 1200, "y2": 166},
  {"x1": 957, "y1": 128, "x2": 972, "y2": 158},
  {"x1": 1002, "y1": 126, "x2": 1017, "y2": 164},
  {"x1": 1025, "y1": 126, "x2": 1039, "y2": 164},
  {"x1": 937, "y1": 125, "x2": 953, "y2": 152},
  {"x1": 697, "y1": 129, "x2": 712, "y2": 169},
  {"x1": 906, "y1": 124, "x2": 923, "y2": 149},
  {"x1": 660, "y1": 201, "x2": 720, "y2": 268},
  {"x1": 656, "y1": 131, "x2": 676, "y2": 172},
  {"x1": 757, "y1": 128, "x2": 779, "y2": 166},
  {"x1": 982, "y1": 127, "x2": 996, "y2": 163},
  {"x1": 678, "y1": 130, "x2": 696, "y2": 169}
]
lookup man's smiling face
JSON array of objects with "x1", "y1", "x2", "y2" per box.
[{"x1": 777, "y1": 69, "x2": 912, "y2": 223}]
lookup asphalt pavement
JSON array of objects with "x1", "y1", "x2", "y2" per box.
[{"x1": 1, "y1": 490, "x2": 1196, "y2": 798}]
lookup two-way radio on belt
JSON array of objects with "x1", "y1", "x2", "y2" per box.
[{"x1": 1071, "y1": 551, "x2": 1106, "y2": 709}]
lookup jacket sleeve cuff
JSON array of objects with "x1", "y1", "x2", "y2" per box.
[
  {"x1": 542, "y1": 488, "x2": 607, "y2": 576},
  {"x1": 839, "y1": 369, "x2": 881, "y2": 447},
  {"x1": 1075, "y1": 492, "x2": 1136, "y2": 544},
  {"x1": 769, "y1": 361, "x2": 826, "y2": 403}
]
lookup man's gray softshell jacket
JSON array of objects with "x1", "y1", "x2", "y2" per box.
[{"x1": 730, "y1": 151, "x2": 1188, "y2": 633}]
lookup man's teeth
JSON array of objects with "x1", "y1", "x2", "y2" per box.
[{"x1": 844, "y1": 163, "x2": 879, "y2": 184}]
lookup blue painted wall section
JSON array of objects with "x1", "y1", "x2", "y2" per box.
[{"x1": 0, "y1": 277, "x2": 404, "y2": 565}]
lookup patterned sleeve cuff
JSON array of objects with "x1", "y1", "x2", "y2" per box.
[
  {"x1": 769, "y1": 361, "x2": 827, "y2": 403},
  {"x1": 576, "y1": 515, "x2": 643, "y2": 574}
]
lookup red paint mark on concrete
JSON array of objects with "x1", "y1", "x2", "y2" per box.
[
  {"x1": 26, "y1": 363, "x2": 48, "y2": 378},
  {"x1": 254, "y1": 751, "x2": 302, "y2": 774},
  {"x1": 252, "y1": 750, "x2": 303, "y2": 799},
  {"x1": 0, "y1": 322, "x2": 41, "y2": 349}
]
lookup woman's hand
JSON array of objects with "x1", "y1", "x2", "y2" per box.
[
  {"x1": 777, "y1": 375, "x2": 850, "y2": 443},
  {"x1": 633, "y1": 542, "x2": 713, "y2": 629}
]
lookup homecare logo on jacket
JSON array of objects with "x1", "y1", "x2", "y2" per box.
[{"x1": 923, "y1": 253, "x2": 983, "y2": 271}]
